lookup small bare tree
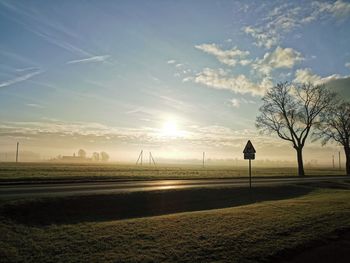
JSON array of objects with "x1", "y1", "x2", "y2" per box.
[
  {"x1": 256, "y1": 82, "x2": 335, "y2": 176},
  {"x1": 315, "y1": 101, "x2": 350, "y2": 175}
]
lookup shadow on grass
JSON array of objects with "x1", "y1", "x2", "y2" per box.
[{"x1": 0, "y1": 185, "x2": 316, "y2": 226}]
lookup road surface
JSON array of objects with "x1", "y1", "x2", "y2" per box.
[{"x1": 0, "y1": 176, "x2": 348, "y2": 199}]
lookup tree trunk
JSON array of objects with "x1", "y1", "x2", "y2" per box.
[
  {"x1": 345, "y1": 146, "x2": 350, "y2": 176},
  {"x1": 296, "y1": 147, "x2": 305, "y2": 176}
]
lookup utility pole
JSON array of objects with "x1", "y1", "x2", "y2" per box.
[
  {"x1": 149, "y1": 152, "x2": 156, "y2": 166},
  {"x1": 16, "y1": 142, "x2": 19, "y2": 163},
  {"x1": 202, "y1": 152, "x2": 205, "y2": 168},
  {"x1": 339, "y1": 151, "x2": 341, "y2": 170},
  {"x1": 332, "y1": 155, "x2": 335, "y2": 169},
  {"x1": 136, "y1": 150, "x2": 143, "y2": 166}
]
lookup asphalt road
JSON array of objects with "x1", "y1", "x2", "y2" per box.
[{"x1": 0, "y1": 176, "x2": 348, "y2": 199}]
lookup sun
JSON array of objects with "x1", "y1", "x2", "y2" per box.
[{"x1": 161, "y1": 119, "x2": 179, "y2": 137}]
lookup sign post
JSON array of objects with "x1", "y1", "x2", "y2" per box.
[{"x1": 243, "y1": 140, "x2": 256, "y2": 189}]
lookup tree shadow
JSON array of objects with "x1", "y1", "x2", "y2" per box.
[{"x1": 1, "y1": 185, "x2": 315, "y2": 226}]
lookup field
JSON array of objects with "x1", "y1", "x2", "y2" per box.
[
  {"x1": 0, "y1": 162, "x2": 345, "y2": 182},
  {"x1": 1, "y1": 163, "x2": 350, "y2": 262},
  {"x1": 1, "y1": 181, "x2": 350, "y2": 262}
]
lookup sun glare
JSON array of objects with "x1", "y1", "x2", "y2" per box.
[{"x1": 161, "y1": 119, "x2": 179, "y2": 137}]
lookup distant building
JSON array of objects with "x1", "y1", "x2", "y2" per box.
[{"x1": 52, "y1": 150, "x2": 109, "y2": 163}]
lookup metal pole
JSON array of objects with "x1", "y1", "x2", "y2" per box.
[
  {"x1": 332, "y1": 155, "x2": 335, "y2": 169},
  {"x1": 249, "y1": 158, "x2": 251, "y2": 189},
  {"x1": 339, "y1": 151, "x2": 341, "y2": 170},
  {"x1": 202, "y1": 152, "x2": 205, "y2": 168},
  {"x1": 16, "y1": 142, "x2": 19, "y2": 163}
]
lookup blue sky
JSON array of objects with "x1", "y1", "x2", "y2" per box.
[{"x1": 0, "y1": 0, "x2": 350, "y2": 162}]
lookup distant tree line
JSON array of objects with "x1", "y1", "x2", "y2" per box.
[
  {"x1": 256, "y1": 82, "x2": 350, "y2": 176},
  {"x1": 77, "y1": 149, "x2": 110, "y2": 162}
]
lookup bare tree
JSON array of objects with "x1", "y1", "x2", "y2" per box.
[
  {"x1": 256, "y1": 82, "x2": 335, "y2": 176},
  {"x1": 92, "y1": 152, "x2": 100, "y2": 162},
  {"x1": 78, "y1": 149, "x2": 86, "y2": 158},
  {"x1": 315, "y1": 101, "x2": 350, "y2": 175}
]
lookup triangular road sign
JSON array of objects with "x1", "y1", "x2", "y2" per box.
[{"x1": 243, "y1": 140, "x2": 256, "y2": 154}]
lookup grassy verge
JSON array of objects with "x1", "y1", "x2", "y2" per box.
[
  {"x1": 0, "y1": 162, "x2": 345, "y2": 183},
  {"x1": 1, "y1": 182, "x2": 350, "y2": 262}
]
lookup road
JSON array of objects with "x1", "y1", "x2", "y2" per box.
[{"x1": 0, "y1": 176, "x2": 348, "y2": 199}]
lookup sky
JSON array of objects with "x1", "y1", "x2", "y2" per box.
[{"x1": 0, "y1": 0, "x2": 350, "y2": 164}]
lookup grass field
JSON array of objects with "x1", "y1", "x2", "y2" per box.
[
  {"x1": 0, "y1": 162, "x2": 346, "y2": 182},
  {"x1": 1, "y1": 181, "x2": 350, "y2": 262}
]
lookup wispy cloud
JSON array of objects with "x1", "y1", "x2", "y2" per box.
[
  {"x1": 0, "y1": 70, "x2": 42, "y2": 88},
  {"x1": 15, "y1": 67, "x2": 39, "y2": 72},
  {"x1": 67, "y1": 55, "x2": 110, "y2": 64},
  {"x1": 229, "y1": 97, "x2": 256, "y2": 109},
  {"x1": 0, "y1": 1, "x2": 93, "y2": 57},
  {"x1": 243, "y1": 1, "x2": 350, "y2": 49},
  {"x1": 26, "y1": 103, "x2": 44, "y2": 108},
  {"x1": 192, "y1": 68, "x2": 270, "y2": 96},
  {"x1": 230, "y1": 98, "x2": 240, "y2": 108},
  {"x1": 313, "y1": 0, "x2": 350, "y2": 19},
  {"x1": 195, "y1": 43, "x2": 250, "y2": 66},
  {"x1": 0, "y1": 119, "x2": 281, "y2": 151},
  {"x1": 253, "y1": 46, "x2": 304, "y2": 75},
  {"x1": 294, "y1": 68, "x2": 350, "y2": 85}
]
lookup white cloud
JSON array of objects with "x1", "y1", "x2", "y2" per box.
[
  {"x1": 167, "y1": 60, "x2": 176, "y2": 64},
  {"x1": 182, "y1": 76, "x2": 194, "y2": 82},
  {"x1": 294, "y1": 68, "x2": 349, "y2": 85},
  {"x1": 26, "y1": 103, "x2": 44, "y2": 108},
  {"x1": 0, "y1": 70, "x2": 42, "y2": 88},
  {"x1": 242, "y1": 4, "x2": 302, "y2": 49},
  {"x1": 15, "y1": 67, "x2": 38, "y2": 72},
  {"x1": 195, "y1": 43, "x2": 250, "y2": 66},
  {"x1": 294, "y1": 68, "x2": 322, "y2": 84},
  {"x1": 253, "y1": 46, "x2": 303, "y2": 75},
  {"x1": 330, "y1": 0, "x2": 350, "y2": 17},
  {"x1": 243, "y1": 1, "x2": 350, "y2": 49},
  {"x1": 313, "y1": 0, "x2": 350, "y2": 19},
  {"x1": 193, "y1": 68, "x2": 269, "y2": 96},
  {"x1": 67, "y1": 55, "x2": 110, "y2": 64},
  {"x1": 230, "y1": 98, "x2": 240, "y2": 108},
  {"x1": 229, "y1": 97, "x2": 256, "y2": 108},
  {"x1": 345, "y1": 62, "x2": 350, "y2": 69},
  {"x1": 243, "y1": 26, "x2": 278, "y2": 49}
]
